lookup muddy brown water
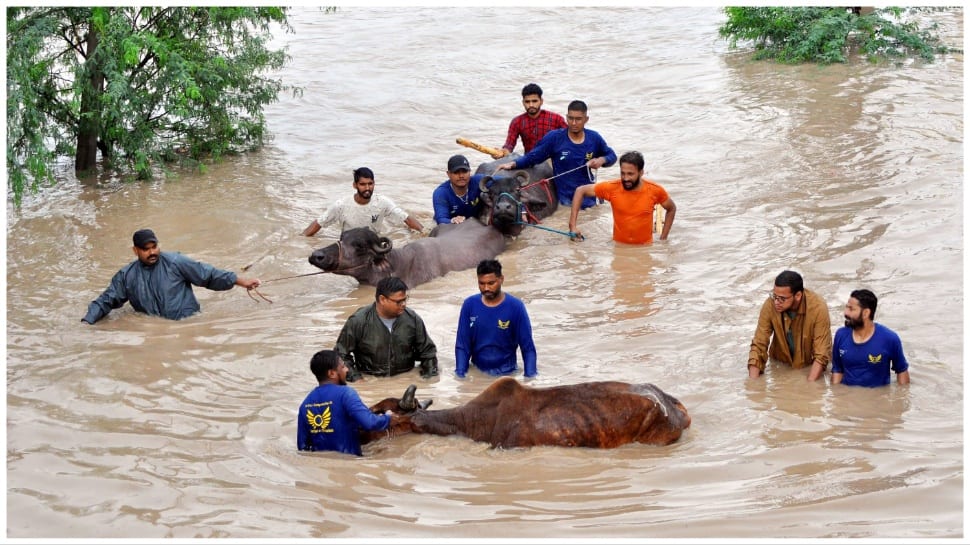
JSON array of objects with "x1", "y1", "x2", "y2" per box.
[{"x1": 6, "y1": 7, "x2": 964, "y2": 539}]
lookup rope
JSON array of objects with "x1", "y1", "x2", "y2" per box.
[
  {"x1": 493, "y1": 191, "x2": 582, "y2": 240},
  {"x1": 543, "y1": 162, "x2": 595, "y2": 183},
  {"x1": 259, "y1": 271, "x2": 327, "y2": 284}
]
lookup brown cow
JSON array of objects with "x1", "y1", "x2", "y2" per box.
[{"x1": 366, "y1": 377, "x2": 691, "y2": 449}]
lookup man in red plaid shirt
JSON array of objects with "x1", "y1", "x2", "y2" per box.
[{"x1": 496, "y1": 83, "x2": 567, "y2": 157}]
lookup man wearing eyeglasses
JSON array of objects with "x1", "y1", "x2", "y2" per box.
[
  {"x1": 748, "y1": 270, "x2": 832, "y2": 381},
  {"x1": 495, "y1": 99, "x2": 616, "y2": 210},
  {"x1": 334, "y1": 276, "x2": 438, "y2": 381}
]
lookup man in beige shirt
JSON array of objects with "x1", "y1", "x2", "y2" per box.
[{"x1": 748, "y1": 270, "x2": 832, "y2": 381}]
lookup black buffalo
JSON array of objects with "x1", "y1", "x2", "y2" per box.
[
  {"x1": 308, "y1": 219, "x2": 506, "y2": 287},
  {"x1": 475, "y1": 155, "x2": 556, "y2": 237},
  {"x1": 365, "y1": 377, "x2": 691, "y2": 449}
]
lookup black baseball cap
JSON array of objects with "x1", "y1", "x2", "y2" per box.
[
  {"x1": 447, "y1": 154, "x2": 471, "y2": 173},
  {"x1": 132, "y1": 228, "x2": 158, "y2": 249}
]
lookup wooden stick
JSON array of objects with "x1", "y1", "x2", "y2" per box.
[{"x1": 456, "y1": 137, "x2": 505, "y2": 159}]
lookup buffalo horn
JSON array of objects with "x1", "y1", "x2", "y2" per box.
[
  {"x1": 516, "y1": 172, "x2": 531, "y2": 187},
  {"x1": 372, "y1": 237, "x2": 393, "y2": 255},
  {"x1": 479, "y1": 175, "x2": 492, "y2": 194}
]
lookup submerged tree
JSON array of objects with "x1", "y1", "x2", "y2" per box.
[
  {"x1": 6, "y1": 7, "x2": 292, "y2": 204},
  {"x1": 718, "y1": 7, "x2": 956, "y2": 64}
]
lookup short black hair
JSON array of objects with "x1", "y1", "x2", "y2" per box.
[
  {"x1": 353, "y1": 167, "x2": 375, "y2": 182},
  {"x1": 567, "y1": 100, "x2": 588, "y2": 114},
  {"x1": 774, "y1": 270, "x2": 804, "y2": 294},
  {"x1": 310, "y1": 349, "x2": 340, "y2": 382},
  {"x1": 850, "y1": 288, "x2": 878, "y2": 319},
  {"x1": 477, "y1": 259, "x2": 502, "y2": 277},
  {"x1": 376, "y1": 276, "x2": 408, "y2": 300},
  {"x1": 522, "y1": 83, "x2": 543, "y2": 97},
  {"x1": 619, "y1": 151, "x2": 645, "y2": 171}
]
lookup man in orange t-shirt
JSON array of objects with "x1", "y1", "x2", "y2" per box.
[{"x1": 568, "y1": 151, "x2": 676, "y2": 244}]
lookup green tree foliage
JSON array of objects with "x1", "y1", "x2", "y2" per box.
[
  {"x1": 719, "y1": 7, "x2": 955, "y2": 65},
  {"x1": 6, "y1": 7, "x2": 292, "y2": 204}
]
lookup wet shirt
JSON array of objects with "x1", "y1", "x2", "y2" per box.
[
  {"x1": 335, "y1": 304, "x2": 438, "y2": 377},
  {"x1": 432, "y1": 175, "x2": 485, "y2": 224},
  {"x1": 82, "y1": 252, "x2": 237, "y2": 324},
  {"x1": 297, "y1": 384, "x2": 390, "y2": 456},
  {"x1": 832, "y1": 323, "x2": 909, "y2": 387},
  {"x1": 593, "y1": 178, "x2": 670, "y2": 244},
  {"x1": 317, "y1": 195, "x2": 409, "y2": 234},
  {"x1": 455, "y1": 293, "x2": 537, "y2": 378},
  {"x1": 748, "y1": 289, "x2": 833, "y2": 372},
  {"x1": 513, "y1": 128, "x2": 616, "y2": 209},
  {"x1": 502, "y1": 109, "x2": 568, "y2": 154}
]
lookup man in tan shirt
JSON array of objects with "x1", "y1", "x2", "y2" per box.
[{"x1": 748, "y1": 270, "x2": 832, "y2": 381}]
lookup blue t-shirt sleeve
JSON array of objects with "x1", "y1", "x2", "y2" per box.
[
  {"x1": 597, "y1": 132, "x2": 617, "y2": 167},
  {"x1": 455, "y1": 299, "x2": 473, "y2": 377},
  {"x1": 515, "y1": 299, "x2": 538, "y2": 377},
  {"x1": 516, "y1": 130, "x2": 557, "y2": 169},
  {"x1": 344, "y1": 389, "x2": 390, "y2": 432},
  {"x1": 432, "y1": 183, "x2": 452, "y2": 224},
  {"x1": 888, "y1": 328, "x2": 909, "y2": 374}
]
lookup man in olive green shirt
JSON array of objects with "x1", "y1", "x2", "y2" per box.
[
  {"x1": 334, "y1": 276, "x2": 438, "y2": 381},
  {"x1": 748, "y1": 270, "x2": 832, "y2": 381}
]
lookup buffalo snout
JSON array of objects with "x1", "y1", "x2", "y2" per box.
[{"x1": 308, "y1": 245, "x2": 338, "y2": 271}]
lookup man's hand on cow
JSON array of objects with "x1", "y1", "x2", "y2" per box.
[
  {"x1": 450, "y1": 216, "x2": 466, "y2": 224},
  {"x1": 496, "y1": 162, "x2": 514, "y2": 171}
]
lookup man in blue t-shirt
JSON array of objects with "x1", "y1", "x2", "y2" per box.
[
  {"x1": 432, "y1": 154, "x2": 484, "y2": 225},
  {"x1": 832, "y1": 289, "x2": 911, "y2": 387},
  {"x1": 455, "y1": 259, "x2": 537, "y2": 378},
  {"x1": 297, "y1": 350, "x2": 400, "y2": 456},
  {"x1": 495, "y1": 99, "x2": 616, "y2": 209}
]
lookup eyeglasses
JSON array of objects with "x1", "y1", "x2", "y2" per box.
[
  {"x1": 768, "y1": 292, "x2": 794, "y2": 303},
  {"x1": 385, "y1": 295, "x2": 408, "y2": 306}
]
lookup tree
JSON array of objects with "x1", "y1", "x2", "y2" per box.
[
  {"x1": 6, "y1": 7, "x2": 292, "y2": 205},
  {"x1": 718, "y1": 7, "x2": 956, "y2": 65}
]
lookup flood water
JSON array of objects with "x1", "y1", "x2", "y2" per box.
[{"x1": 5, "y1": 6, "x2": 964, "y2": 540}]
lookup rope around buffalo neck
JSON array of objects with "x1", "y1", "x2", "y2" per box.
[{"x1": 494, "y1": 191, "x2": 581, "y2": 239}]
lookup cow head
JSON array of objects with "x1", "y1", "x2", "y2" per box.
[
  {"x1": 478, "y1": 172, "x2": 528, "y2": 236},
  {"x1": 478, "y1": 170, "x2": 557, "y2": 237},
  {"x1": 361, "y1": 384, "x2": 434, "y2": 445},
  {"x1": 308, "y1": 227, "x2": 393, "y2": 283}
]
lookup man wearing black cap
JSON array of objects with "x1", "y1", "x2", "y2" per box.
[
  {"x1": 81, "y1": 229, "x2": 261, "y2": 324},
  {"x1": 431, "y1": 154, "x2": 485, "y2": 225}
]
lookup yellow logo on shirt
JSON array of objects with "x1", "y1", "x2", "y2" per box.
[
  {"x1": 497, "y1": 319, "x2": 510, "y2": 330},
  {"x1": 306, "y1": 406, "x2": 333, "y2": 432},
  {"x1": 867, "y1": 354, "x2": 882, "y2": 365}
]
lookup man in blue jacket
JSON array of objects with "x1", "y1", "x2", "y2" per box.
[
  {"x1": 496, "y1": 99, "x2": 616, "y2": 209},
  {"x1": 432, "y1": 154, "x2": 484, "y2": 225},
  {"x1": 297, "y1": 349, "x2": 399, "y2": 456},
  {"x1": 82, "y1": 228, "x2": 261, "y2": 324}
]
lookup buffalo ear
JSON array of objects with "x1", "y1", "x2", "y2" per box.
[{"x1": 418, "y1": 399, "x2": 433, "y2": 410}]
